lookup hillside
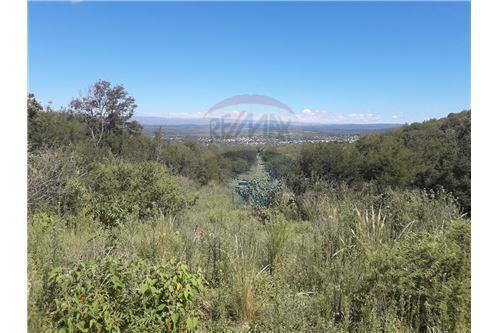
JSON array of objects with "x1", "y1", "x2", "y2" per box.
[
  {"x1": 27, "y1": 87, "x2": 470, "y2": 332},
  {"x1": 264, "y1": 110, "x2": 471, "y2": 214}
]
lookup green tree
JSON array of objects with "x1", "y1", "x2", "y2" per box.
[
  {"x1": 69, "y1": 80, "x2": 137, "y2": 147},
  {"x1": 28, "y1": 110, "x2": 88, "y2": 150}
]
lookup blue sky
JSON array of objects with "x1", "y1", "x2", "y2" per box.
[{"x1": 29, "y1": 1, "x2": 470, "y2": 124}]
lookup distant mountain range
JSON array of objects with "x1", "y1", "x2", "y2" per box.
[
  {"x1": 133, "y1": 116, "x2": 212, "y2": 126},
  {"x1": 133, "y1": 115, "x2": 403, "y2": 133}
]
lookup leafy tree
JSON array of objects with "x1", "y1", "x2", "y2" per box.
[
  {"x1": 356, "y1": 134, "x2": 416, "y2": 188},
  {"x1": 69, "y1": 80, "x2": 137, "y2": 147},
  {"x1": 28, "y1": 111, "x2": 89, "y2": 150}
]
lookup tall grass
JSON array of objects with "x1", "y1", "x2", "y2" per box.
[{"x1": 28, "y1": 182, "x2": 470, "y2": 332}]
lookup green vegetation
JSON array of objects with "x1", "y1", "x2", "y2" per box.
[
  {"x1": 265, "y1": 111, "x2": 471, "y2": 214},
  {"x1": 28, "y1": 82, "x2": 470, "y2": 332},
  {"x1": 45, "y1": 258, "x2": 205, "y2": 332},
  {"x1": 235, "y1": 176, "x2": 283, "y2": 210}
]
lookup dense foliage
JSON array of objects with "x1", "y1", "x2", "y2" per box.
[
  {"x1": 86, "y1": 161, "x2": 196, "y2": 226},
  {"x1": 265, "y1": 111, "x2": 471, "y2": 214},
  {"x1": 44, "y1": 258, "x2": 205, "y2": 332},
  {"x1": 236, "y1": 177, "x2": 283, "y2": 210},
  {"x1": 28, "y1": 151, "x2": 195, "y2": 225},
  {"x1": 222, "y1": 149, "x2": 258, "y2": 176},
  {"x1": 261, "y1": 150, "x2": 294, "y2": 180},
  {"x1": 28, "y1": 82, "x2": 470, "y2": 332},
  {"x1": 27, "y1": 87, "x2": 257, "y2": 186}
]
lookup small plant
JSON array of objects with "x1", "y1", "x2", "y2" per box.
[
  {"x1": 265, "y1": 213, "x2": 289, "y2": 274},
  {"x1": 44, "y1": 257, "x2": 205, "y2": 332},
  {"x1": 236, "y1": 177, "x2": 283, "y2": 210},
  {"x1": 229, "y1": 236, "x2": 261, "y2": 324},
  {"x1": 353, "y1": 206, "x2": 388, "y2": 250}
]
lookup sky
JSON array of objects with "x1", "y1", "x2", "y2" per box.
[{"x1": 28, "y1": 1, "x2": 470, "y2": 124}]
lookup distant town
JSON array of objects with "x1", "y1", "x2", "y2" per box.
[
  {"x1": 165, "y1": 134, "x2": 360, "y2": 146},
  {"x1": 139, "y1": 120, "x2": 402, "y2": 146}
]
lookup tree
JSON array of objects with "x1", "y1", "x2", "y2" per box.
[
  {"x1": 69, "y1": 80, "x2": 137, "y2": 147},
  {"x1": 28, "y1": 93, "x2": 88, "y2": 150},
  {"x1": 27, "y1": 93, "x2": 43, "y2": 119},
  {"x1": 153, "y1": 126, "x2": 164, "y2": 162}
]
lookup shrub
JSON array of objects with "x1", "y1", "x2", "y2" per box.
[
  {"x1": 44, "y1": 258, "x2": 206, "y2": 332},
  {"x1": 261, "y1": 150, "x2": 294, "y2": 180},
  {"x1": 28, "y1": 149, "x2": 88, "y2": 215},
  {"x1": 222, "y1": 149, "x2": 257, "y2": 177},
  {"x1": 236, "y1": 177, "x2": 283, "y2": 210},
  {"x1": 28, "y1": 110, "x2": 88, "y2": 151},
  {"x1": 349, "y1": 220, "x2": 470, "y2": 332},
  {"x1": 86, "y1": 161, "x2": 196, "y2": 226}
]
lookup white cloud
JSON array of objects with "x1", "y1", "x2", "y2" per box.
[
  {"x1": 137, "y1": 108, "x2": 386, "y2": 124},
  {"x1": 136, "y1": 111, "x2": 205, "y2": 119},
  {"x1": 294, "y1": 108, "x2": 381, "y2": 124}
]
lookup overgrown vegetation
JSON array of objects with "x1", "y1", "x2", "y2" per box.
[
  {"x1": 28, "y1": 82, "x2": 470, "y2": 332},
  {"x1": 44, "y1": 258, "x2": 205, "y2": 332},
  {"x1": 264, "y1": 111, "x2": 471, "y2": 214}
]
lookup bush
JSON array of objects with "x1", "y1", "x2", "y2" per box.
[
  {"x1": 28, "y1": 149, "x2": 88, "y2": 215},
  {"x1": 222, "y1": 149, "x2": 257, "y2": 177},
  {"x1": 158, "y1": 142, "x2": 231, "y2": 184},
  {"x1": 349, "y1": 220, "x2": 470, "y2": 332},
  {"x1": 86, "y1": 161, "x2": 196, "y2": 226},
  {"x1": 236, "y1": 177, "x2": 283, "y2": 210},
  {"x1": 44, "y1": 258, "x2": 206, "y2": 332},
  {"x1": 28, "y1": 110, "x2": 88, "y2": 151},
  {"x1": 261, "y1": 150, "x2": 294, "y2": 180}
]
